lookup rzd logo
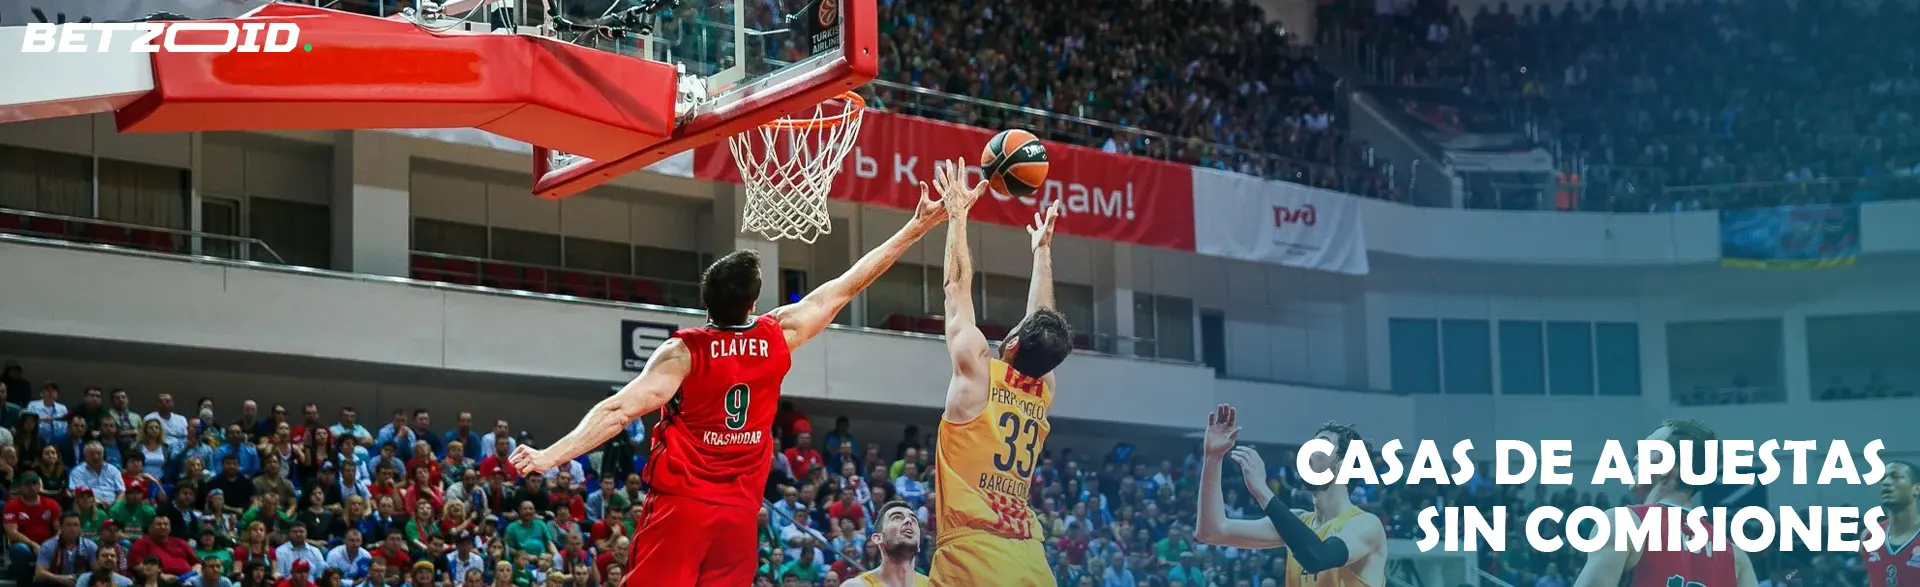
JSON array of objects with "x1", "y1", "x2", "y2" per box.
[{"x1": 20, "y1": 22, "x2": 301, "y2": 53}]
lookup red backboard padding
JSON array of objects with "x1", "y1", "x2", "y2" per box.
[{"x1": 118, "y1": 4, "x2": 677, "y2": 161}]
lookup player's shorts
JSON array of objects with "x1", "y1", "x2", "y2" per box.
[
  {"x1": 623, "y1": 493, "x2": 758, "y2": 587},
  {"x1": 929, "y1": 531, "x2": 1055, "y2": 587}
]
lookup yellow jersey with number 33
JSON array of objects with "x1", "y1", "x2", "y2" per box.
[
  {"x1": 1286, "y1": 505, "x2": 1373, "y2": 587},
  {"x1": 935, "y1": 358, "x2": 1054, "y2": 543}
]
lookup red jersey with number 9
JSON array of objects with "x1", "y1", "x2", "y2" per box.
[
  {"x1": 1862, "y1": 521, "x2": 1920, "y2": 587},
  {"x1": 645, "y1": 314, "x2": 791, "y2": 508},
  {"x1": 1623, "y1": 504, "x2": 1737, "y2": 587}
]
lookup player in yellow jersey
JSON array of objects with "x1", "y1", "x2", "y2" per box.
[
  {"x1": 927, "y1": 159, "x2": 1073, "y2": 587},
  {"x1": 1196, "y1": 404, "x2": 1388, "y2": 587},
  {"x1": 840, "y1": 501, "x2": 932, "y2": 587}
]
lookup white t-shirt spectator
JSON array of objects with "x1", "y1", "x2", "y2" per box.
[
  {"x1": 273, "y1": 540, "x2": 328, "y2": 577},
  {"x1": 1303, "y1": 112, "x2": 1330, "y2": 132},
  {"x1": 144, "y1": 411, "x2": 189, "y2": 450},
  {"x1": 325, "y1": 544, "x2": 371, "y2": 579},
  {"x1": 542, "y1": 460, "x2": 584, "y2": 487},
  {"x1": 481, "y1": 432, "x2": 517, "y2": 458},
  {"x1": 893, "y1": 476, "x2": 926, "y2": 509},
  {"x1": 25, "y1": 399, "x2": 68, "y2": 439},
  {"x1": 186, "y1": 574, "x2": 233, "y2": 587},
  {"x1": 76, "y1": 571, "x2": 132, "y2": 587},
  {"x1": 446, "y1": 550, "x2": 486, "y2": 581},
  {"x1": 330, "y1": 423, "x2": 372, "y2": 443},
  {"x1": 70, "y1": 462, "x2": 126, "y2": 503}
]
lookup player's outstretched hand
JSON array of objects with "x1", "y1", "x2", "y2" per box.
[
  {"x1": 909, "y1": 179, "x2": 949, "y2": 230},
  {"x1": 1202, "y1": 404, "x2": 1239, "y2": 459},
  {"x1": 1229, "y1": 446, "x2": 1277, "y2": 507},
  {"x1": 508, "y1": 444, "x2": 551, "y2": 475},
  {"x1": 1027, "y1": 199, "x2": 1062, "y2": 251},
  {"x1": 935, "y1": 158, "x2": 987, "y2": 216}
]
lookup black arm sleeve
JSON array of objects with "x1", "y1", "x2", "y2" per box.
[{"x1": 1263, "y1": 500, "x2": 1352, "y2": 574}]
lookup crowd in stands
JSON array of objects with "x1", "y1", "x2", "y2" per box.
[
  {"x1": 0, "y1": 361, "x2": 1861, "y2": 587},
  {"x1": 318, "y1": 0, "x2": 1398, "y2": 198},
  {"x1": 1326, "y1": 0, "x2": 1920, "y2": 211},
  {"x1": 860, "y1": 0, "x2": 1396, "y2": 199}
]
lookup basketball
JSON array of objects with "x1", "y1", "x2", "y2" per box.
[{"x1": 980, "y1": 129, "x2": 1050, "y2": 198}]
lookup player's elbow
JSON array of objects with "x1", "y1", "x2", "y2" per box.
[
  {"x1": 943, "y1": 317, "x2": 973, "y2": 340},
  {"x1": 1194, "y1": 518, "x2": 1223, "y2": 543},
  {"x1": 603, "y1": 393, "x2": 653, "y2": 423},
  {"x1": 942, "y1": 276, "x2": 970, "y2": 300},
  {"x1": 807, "y1": 280, "x2": 857, "y2": 312}
]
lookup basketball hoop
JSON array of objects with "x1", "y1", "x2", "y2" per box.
[{"x1": 729, "y1": 92, "x2": 867, "y2": 244}]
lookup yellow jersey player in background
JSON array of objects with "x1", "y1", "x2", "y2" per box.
[
  {"x1": 1196, "y1": 404, "x2": 1388, "y2": 587},
  {"x1": 840, "y1": 501, "x2": 932, "y2": 587},
  {"x1": 928, "y1": 159, "x2": 1074, "y2": 587}
]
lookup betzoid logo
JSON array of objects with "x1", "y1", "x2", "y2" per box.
[{"x1": 20, "y1": 21, "x2": 301, "y2": 53}]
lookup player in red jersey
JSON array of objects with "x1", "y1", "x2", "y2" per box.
[
  {"x1": 1864, "y1": 461, "x2": 1920, "y2": 587},
  {"x1": 510, "y1": 187, "x2": 947, "y2": 587},
  {"x1": 1572, "y1": 420, "x2": 1758, "y2": 587}
]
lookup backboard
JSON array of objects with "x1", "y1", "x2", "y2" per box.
[
  {"x1": 0, "y1": 0, "x2": 869, "y2": 199},
  {"x1": 531, "y1": 0, "x2": 876, "y2": 198}
]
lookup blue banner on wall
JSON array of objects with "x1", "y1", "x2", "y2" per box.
[{"x1": 1719, "y1": 204, "x2": 1860, "y2": 269}]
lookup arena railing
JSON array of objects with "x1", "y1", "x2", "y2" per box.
[
  {"x1": 0, "y1": 207, "x2": 286, "y2": 265},
  {"x1": 1473, "y1": 170, "x2": 1920, "y2": 213},
  {"x1": 410, "y1": 251, "x2": 1168, "y2": 360},
  {"x1": 862, "y1": 79, "x2": 1392, "y2": 195},
  {"x1": 1660, "y1": 175, "x2": 1920, "y2": 210},
  {"x1": 409, "y1": 250, "x2": 705, "y2": 308},
  {"x1": 1671, "y1": 385, "x2": 1785, "y2": 407},
  {"x1": 0, "y1": 225, "x2": 1192, "y2": 368}
]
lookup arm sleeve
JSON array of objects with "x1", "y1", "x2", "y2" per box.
[{"x1": 1261, "y1": 500, "x2": 1351, "y2": 574}]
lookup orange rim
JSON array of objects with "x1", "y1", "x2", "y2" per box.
[{"x1": 759, "y1": 92, "x2": 867, "y2": 130}]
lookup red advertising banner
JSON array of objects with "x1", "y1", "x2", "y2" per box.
[{"x1": 695, "y1": 111, "x2": 1196, "y2": 251}]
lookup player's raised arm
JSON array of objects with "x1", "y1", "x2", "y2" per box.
[
  {"x1": 1023, "y1": 200, "x2": 1062, "y2": 386},
  {"x1": 1195, "y1": 404, "x2": 1286, "y2": 550},
  {"x1": 1224, "y1": 431, "x2": 1383, "y2": 573},
  {"x1": 936, "y1": 159, "x2": 992, "y2": 420},
  {"x1": 1734, "y1": 548, "x2": 1759, "y2": 587},
  {"x1": 770, "y1": 184, "x2": 946, "y2": 350},
  {"x1": 510, "y1": 338, "x2": 691, "y2": 474}
]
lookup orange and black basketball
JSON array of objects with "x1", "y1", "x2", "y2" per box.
[{"x1": 980, "y1": 129, "x2": 1049, "y2": 198}]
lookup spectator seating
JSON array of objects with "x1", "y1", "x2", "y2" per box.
[
  {"x1": 408, "y1": 253, "x2": 687, "y2": 307},
  {"x1": 1325, "y1": 0, "x2": 1920, "y2": 211},
  {"x1": 0, "y1": 361, "x2": 1865, "y2": 586},
  {"x1": 0, "y1": 210, "x2": 183, "y2": 255}
]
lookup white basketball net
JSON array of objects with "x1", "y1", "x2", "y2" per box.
[{"x1": 728, "y1": 95, "x2": 865, "y2": 243}]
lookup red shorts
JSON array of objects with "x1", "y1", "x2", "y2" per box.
[{"x1": 623, "y1": 494, "x2": 759, "y2": 587}]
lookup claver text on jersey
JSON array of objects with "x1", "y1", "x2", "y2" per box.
[{"x1": 708, "y1": 337, "x2": 773, "y2": 358}]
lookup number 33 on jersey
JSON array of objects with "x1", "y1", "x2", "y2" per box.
[{"x1": 935, "y1": 358, "x2": 1054, "y2": 540}]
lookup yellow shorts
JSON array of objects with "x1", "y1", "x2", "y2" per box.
[{"x1": 929, "y1": 533, "x2": 1055, "y2": 587}]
